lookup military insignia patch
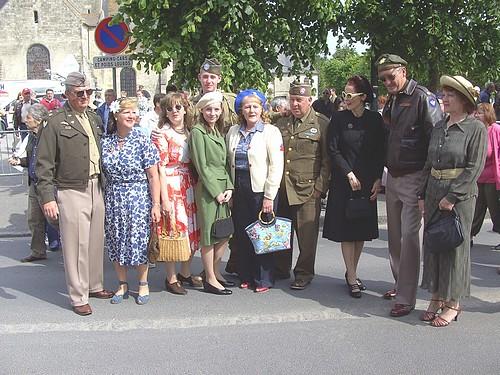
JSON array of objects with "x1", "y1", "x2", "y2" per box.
[
  {"x1": 203, "y1": 63, "x2": 210, "y2": 71},
  {"x1": 429, "y1": 97, "x2": 437, "y2": 108},
  {"x1": 347, "y1": 123, "x2": 353, "y2": 129},
  {"x1": 300, "y1": 88, "x2": 305, "y2": 95},
  {"x1": 310, "y1": 128, "x2": 318, "y2": 134}
]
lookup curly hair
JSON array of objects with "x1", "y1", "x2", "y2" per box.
[
  {"x1": 107, "y1": 97, "x2": 137, "y2": 135},
  {"x1": 158, "y1": 92, "x2": 192, "y2": 130}
]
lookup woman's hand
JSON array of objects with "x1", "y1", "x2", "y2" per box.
[
  {"x1": 439, "y1": 197, "x2": 454, "y2": 211},
  {"x1": 347, "y1": 172, "x2": 361, "y2": 191},
  {"x1": 369, "y1": 179, "x2": 381, "y2": 201},
  {"x1": 262, "y1": 198, "x2": 274, "y2": 213},
  {"x1": 216, "y1": 193, "x2": 225, "y2": 204},
  {"x1": 151, "y1": 205, "x2": 161, "y2": 223},
  {"x1": 222, "y1": 190, "x2": 232, "y2": 203},
  {"x1": 8, "y1": 157, "x2": 20, "y2": 166},
  {"x1": 161, "y1": 200, "x2": 172, "y2": 216}
]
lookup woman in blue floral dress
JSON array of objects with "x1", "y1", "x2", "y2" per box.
[{"x1": 101, "y1": 97, "x2": 161, "y2": 305}]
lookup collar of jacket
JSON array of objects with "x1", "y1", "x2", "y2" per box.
[
  {"x1": 193, "y1": 123, "x2": 225, "y2": 145},
  {"x1": 399, "y1": 79, "x2": 418, "y2": 96}
]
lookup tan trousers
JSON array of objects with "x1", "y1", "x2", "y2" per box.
[
  {"x1": 275, "y1": 193, "x2": 321, "y2": 282},
  {"x1": 28, "y1": 184, "x2": 47, "y2": 257},
  {"x1": 385, "y1": 171, "x2": 423, "y2": 307},
  {"x1": 57, "y1": 178, "x2": 105, "y2": 307}
]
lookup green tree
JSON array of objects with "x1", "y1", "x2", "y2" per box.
[
  {"x1": 339, "y1": 0, "x2": 500, "y2": 91},
  {"x1": 317, "y1": 47, "x2": 370, "y2": 92},
  {"x1": 115, "y1": 0, "x2": 342, "y2": 92}
]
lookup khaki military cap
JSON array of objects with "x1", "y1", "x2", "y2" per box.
[
  {"x1": 64, "y1": 72, "x2": 91, "y2": 87},
  {"x1": 289, "y1": 80, "x2": 312, "y2": 96},
  {"x1": 200, "y1": 58, "x2": 222, "y2": 75},
  {"x1": 376, "y1": 54, "x2": 408, "y2": 72}
]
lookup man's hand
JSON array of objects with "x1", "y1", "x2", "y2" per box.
[
  {"x1": 438, "y1": 197, "x2": 454, "y2": 211},
  {"x1": 43, "y1": 201, "x2": 59, "y2": 221}
]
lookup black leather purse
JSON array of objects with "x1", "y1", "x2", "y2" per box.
[
  {"x1": 211, "y1": 203, "x2": 234, "y2": 239},
  {"x1": 424, "y1": 208, "x2": 464, "y2": 254},
  {"x1": 345, "y1": 192, "x2": 372, "y2": 220}
]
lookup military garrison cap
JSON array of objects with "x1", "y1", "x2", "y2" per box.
[
  {"x1": 64, "y1": 72, "x2": 91, "y2": 87},
  {"x1": 200, "y1": 58, "x2": 222, "y2": 75},
  {"x1": 289, "y1": 79, "x2": 312, "y2": 96},
  {"x1": 376, "y1": 54, "x2": 408, "y2": 72}
]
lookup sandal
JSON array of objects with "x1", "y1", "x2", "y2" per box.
[
  {"x1": 420, "y1": 299, "x2": 444, "y2": 321},
  {"x1": 136, "y1": 281, "x2": 150, "y2": 305},
  {"x1": 348, "y1": 283, "x2": 361, "y2": 298},
  {"x1": 383, "y1": 289, "x2": 397, "y2": 299},
  {"x1": 110, "y1": 281, "x2": 129, "y2": 304},
  {"x1": 431, "y1": 305, "x2": 461, "y2": 327}
]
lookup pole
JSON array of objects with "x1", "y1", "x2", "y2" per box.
[{"x1": 112, "y1": 67, "x2": 117, "y2": 94}]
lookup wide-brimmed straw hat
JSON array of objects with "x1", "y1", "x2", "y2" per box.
[{"x1": 440, "y1": 75, "x2": 477, "y2": 106}]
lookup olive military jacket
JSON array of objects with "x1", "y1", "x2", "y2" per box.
[
  {"x1": 36, "y1": 102, "x2": 104, "y2": 205},
  {"x1": 189, "y1": 91, "x2": 238, "y2": 135},
  {"x1": 275, "y1": 108, "x2": 331, "y2": 205}
]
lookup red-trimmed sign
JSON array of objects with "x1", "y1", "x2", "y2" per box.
[{"x1": 94, "y1": 17, "x2": 130, "y2": 55}]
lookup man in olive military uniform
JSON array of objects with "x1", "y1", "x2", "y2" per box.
[
  {"x1": 274, "y1": 80, "x2": 331, "y2": 290},
  {"x1": 36, "y1": 72, "x2": 113, "y2": 316},
  {"x1": 377, "y1": 54, "x2": 443, "y2": 317},
  {"x1": 190, "y1": 58, "x2": 238, "y2": 135}
]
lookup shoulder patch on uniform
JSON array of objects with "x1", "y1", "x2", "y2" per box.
[{"x1": 428, "y1": 97, "x2": 437, "y2": 108}]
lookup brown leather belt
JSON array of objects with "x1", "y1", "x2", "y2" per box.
[{"x1": 430, "y1": 167, "x2": 464, "y2": 180}]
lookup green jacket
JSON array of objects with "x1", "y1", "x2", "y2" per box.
[
  {"x1": 275, "y1": 108, "x2": 331, "y2": 205},
  {"x1": 36, "y1": 103, "x2": 104, "y2": 204}
]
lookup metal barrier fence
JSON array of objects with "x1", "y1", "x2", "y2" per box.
[{"x1": 0, "y1": 129, "x2": 30, "y2": 178}]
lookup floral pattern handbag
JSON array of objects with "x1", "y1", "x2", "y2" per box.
[{"x1": 245, "y1": 211, "x2": 292, "y2": 255}]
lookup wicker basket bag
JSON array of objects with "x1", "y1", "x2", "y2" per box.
[{"x1": 157, "y1": 211, "x2": 191, "y2": 262}]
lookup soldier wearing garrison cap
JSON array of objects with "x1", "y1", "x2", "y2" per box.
[
  {"x1": 36, "y1": 72, "x2": 113, "y2": 316},
  {"x1": 189, "y1": 58, "x2": 238, "y2": 136},
  {"x1": 376, "y1": 54, "x2": 444, "y2": 318},
  {"x1": 274, "y1": 79, "x2": 331, "y2": 290}
]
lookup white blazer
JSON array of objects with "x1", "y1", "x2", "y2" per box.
[{"x1": 226, "y1": 123, "x2": 284, "y2": 200}]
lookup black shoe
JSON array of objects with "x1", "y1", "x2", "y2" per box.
[
  {"x1": 203, "y1": 281, "x2": 232, "y2": 295},
  {"x1": 290, "y1": 279, "x2": 310, "y2": 290},
  {"x1": 348, "y1": 283, "x2": 362, "y2": 298},
  {"x1": 345, "y1": 272, "x2": 366, "y2": 291},
  {"x1": 177, "y1": 273, "x2": 203, "y2": 288},
  {"x1": 218, "y1": 279, "x2": 235, "y2": 288}
]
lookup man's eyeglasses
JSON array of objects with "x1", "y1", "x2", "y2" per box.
[
  {"x1": 341, "y1": 92, "x2": 364, "y2": 100},
  {"x1": 379, "y1": 67, "x2": 402, "y2": 83},
  {"x1": 166, "y1": 104, "x2": 183, "y2": 112},
  {"x1": 74, "y1": 89, "x2": 94, "y2": 98}
]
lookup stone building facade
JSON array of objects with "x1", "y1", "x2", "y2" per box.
[{"x1": 0, "y1": 0, "x2": 170, "y2": 95}]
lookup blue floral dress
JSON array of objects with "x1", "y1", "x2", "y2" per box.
[{"x1": 101, "y1": 127, "x2": 160, "y2": 266}]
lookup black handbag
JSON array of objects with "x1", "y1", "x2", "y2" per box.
[
  {"x1": 211, "y1": 203, "x2": 234, "y2": 239},
  {"x1": 424, "y1": 208, "x2": 464, "y2": 254},
  {"x1": 345, "y1": 192, "x2": 372, "y2": 220}
]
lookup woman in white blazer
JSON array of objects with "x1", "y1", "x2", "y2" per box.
[{"x1": 226, "y1": 89, "x2": 284, "y2": 293}]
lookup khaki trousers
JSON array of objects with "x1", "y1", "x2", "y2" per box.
[
  {"x1": 385, "y1": 171, "x2": 423, "y2": 307},
  {"x1": 57, "y1": 178, "x2": 105, "y2": 307},
  {"x1": 275, "y1": 192, "x2": 321, "y2": 282}
]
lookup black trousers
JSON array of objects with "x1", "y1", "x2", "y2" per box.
[{"x1": 233, "y1": 170, "x2": 277, "y2": 288}]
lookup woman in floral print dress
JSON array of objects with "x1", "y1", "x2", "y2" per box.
[
  {"x1": 153, "y1": 92, "x2": 201, "y2": 295},
  {"x1": 101, "y1": 97, "x2": 161, "y2": 305}
]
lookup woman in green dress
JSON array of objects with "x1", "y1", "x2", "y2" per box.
[
  {"x1": 417, "y1": 75, "x2": 487, "y2": 327},
  {"x1": 189, "y1": 91, "x2": 234, "y2": 295}
]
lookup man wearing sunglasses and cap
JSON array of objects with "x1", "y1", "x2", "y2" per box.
[
  {"x1": 376, "y1": 54, "x2": 443, "y2": 317},
  {"x1": 274, "y1": 80, "x2": 331, "y2": 290},
  {"x1": 36, "y1": 72, "x2": 113, "y2": 316}
]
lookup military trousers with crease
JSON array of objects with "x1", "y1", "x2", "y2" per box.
[
  {"x1": 385, "y1": 170, "x2": 423, "y2": 307},
  {"x1": 274, "y1": 191, "x2": 321, "y2": 282},
  {"x1": 57, "y1": 178, "x2": 105, "y2": 307}
]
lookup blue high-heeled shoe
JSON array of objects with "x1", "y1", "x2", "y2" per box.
[
  {"x1": 136, "y1": 281, "x2": 150, "y2": 305},
  {"x1": 110, "y1": 281, "x2": 129, "y2": 304}
]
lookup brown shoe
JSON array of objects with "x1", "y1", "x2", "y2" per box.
[
  {"x1": 166, "y1": 280, "x2": 187, "y2": 295},
  {"x1": 383, "y1": 289, "x2": 397, "y2": 299},
  {"x1": 89, "y1": 289, "x2": 114, "y2": 299},
  {"x1": 20, "y1": 254, "x2": 47, "y2": 263},
  {"x1": 73, "y1": 304, "x2": 92, "y2": 316},
  {"x1": 290, "y1": 279, "x2": 311, "y2": 290},
  {"x1": 177, "y1": 273, "x2": 203, "y2": 288},
  {"x1": 390, "y1": 304, "x2": 414, "y2": 317}
]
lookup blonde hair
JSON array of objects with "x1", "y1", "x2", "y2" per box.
[
  {"x1": 107, "y1": 97, "x2": 137, "y2": 134},
  {"x1": 237, "y1": 95, "x2": 270, "y2": 126}
]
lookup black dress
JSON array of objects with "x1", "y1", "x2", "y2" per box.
[{"x1": 323, "y1": 110, "x2": 386, "y2": 242}]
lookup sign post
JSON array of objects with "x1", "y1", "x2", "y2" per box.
[{"x1": 94, "y1": 17, "x2": 131, "y2": 93}]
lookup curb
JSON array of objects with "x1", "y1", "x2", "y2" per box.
[{"x1": 0, "y1": 232, "x2": 31, "y2": 239}]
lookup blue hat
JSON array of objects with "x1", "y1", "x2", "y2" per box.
[{"x1": 235, "y1": 89, "x2": 267, "y2": 112}]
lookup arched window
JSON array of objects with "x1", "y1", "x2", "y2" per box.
[
  {"x1": 120, "y1": 67, "x2": 136, "y2": 97},
  {"x1": 26, "y1": 44, "x2": 50, "y2": 79}
]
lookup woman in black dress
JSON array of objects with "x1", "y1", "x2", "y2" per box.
[{"x1": 323, "y1": 75, "x2": 386, "y2": 298}]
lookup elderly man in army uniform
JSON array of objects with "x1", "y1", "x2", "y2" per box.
[
  {"x1": 274, "y1": 81, "x2": 331, "y2": 290},
  {"x1": 36, "y1": 72, "x2": 113, "y2": 316},
  {"x1": 377, "y1": 54, "x2": 443, "y2": 317}
]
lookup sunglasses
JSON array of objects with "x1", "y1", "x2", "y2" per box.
[
  {"x1": 341, "y1": 92, "x2": 364, "y2": 100},
  {"x1": 379, "y1": 67, "x2": 402, "y2": 83},
  {"x1": 74, "y1": 89, "x2": 94, "y2": 98},
  {"x1": 166, "y1": 104, "x2": 183, "y2": 112}
]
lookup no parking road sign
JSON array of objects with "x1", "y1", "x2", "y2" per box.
[{"x1": 95, "y1": 17, "x2": 130, "y2": 55}]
